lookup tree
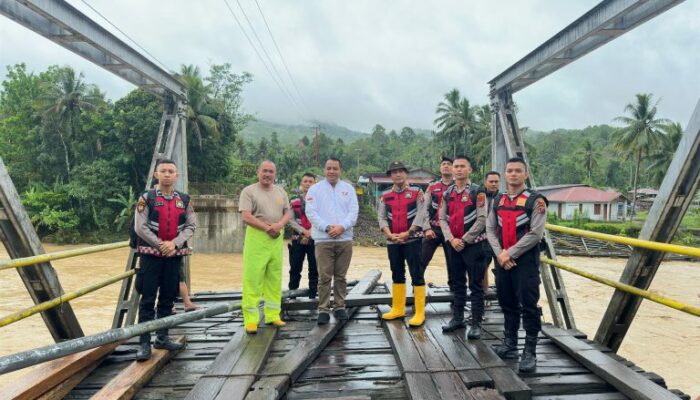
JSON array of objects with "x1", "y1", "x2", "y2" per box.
[
  {"x1": 646, "y1": 121, "x2": 683, "y2": 187},
  {"x1": 612, "y1": 93, "x2": 669, "y2": 214},
  {"x1": 434, "y1": 89, "x2": 478, "y2": 158},
  {"x1": 37, "y1": 66, "x2": 101, "y2": 180},
  {"x1": 177, "y1": 64, "x2": 219, "y2": 148},
  {"x1": 575, "y1": 139, "x2": 600, "y2": 183}
]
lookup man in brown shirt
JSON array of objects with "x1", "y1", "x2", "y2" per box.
[{"x1": 239, "y1": 160, "x2": 292, "y2": 334}]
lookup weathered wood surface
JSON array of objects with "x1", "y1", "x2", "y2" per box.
[
  {"x1": 245, "y1": 270, "x2": 382, "y2": 400},
  {"x1": 92, "y1": 336, "x2": 186, "y2": 400},
  {"x1": 543, "y1": 325, "x2": 680, "y2": 400},
  {"x1": 1, "y1": 341, "x2": 121, "y2": 400}
]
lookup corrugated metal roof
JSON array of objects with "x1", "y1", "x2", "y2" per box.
[{"x1": 546, "y1": 186, "x2": 622, "y2": 203}]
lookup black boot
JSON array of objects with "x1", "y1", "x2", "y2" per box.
[
  {"x1": 492, "y1": 332, "x2": 518, "y2": 359},
  {"x1": 518, "y1": 336, "x2": 538, "y2": 373},
  {"x1": 442, "y1": 307, "x2": 465, "y2": 332},
  {"x1": 467, "y1": 321, "x2": 482, "y2": 340},
  {"x1": 154, "y1": 330, "x2": 184, "y2": 351},
  {"x1": 135, "y1": 334, "x2": 151, "y2": 361}
]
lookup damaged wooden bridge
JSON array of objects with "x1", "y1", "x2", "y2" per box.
[{"x1": 4, "y1": 270, "x2": 689, "y2": 400}]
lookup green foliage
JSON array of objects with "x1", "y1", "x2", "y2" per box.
[
  {"x1": 107, "y1": 186, "x2": 136, "y2": 231},
  {"x1": 21, "y1": 184, "x2": 79, "y2": 241}
]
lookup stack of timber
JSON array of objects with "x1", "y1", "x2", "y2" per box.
[
  {"x1": 549, "y1": 231, "x2": 691, "y2": 260},
  {"x1": 4, "y1": 270, "x2": 689, "y2": 399}
]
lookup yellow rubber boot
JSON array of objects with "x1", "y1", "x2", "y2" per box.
[
  {"x1": 245, "y1": 323, "x2": 258, "y2": 334},
  {"x1": 382, "y1": 283, "x2": 406, "y2": 320},
  {"x1": 408, "y1": 285, "x2": 426, "y2": 327}
]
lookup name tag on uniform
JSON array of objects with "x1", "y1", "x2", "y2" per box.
[
  {"x1": 516, "y1": 197, "x2": 527, "y2": 207},
  {"x1": 434, "y1": 188, "x2": 442, "y2": 192},
  {"x1": 154, "y1": 201, "x2": 164, "y2": 207},
  {"x1": 176, "y1": 200, "x2": 185, "y2": 209},
  {"x1": 461, "y1": 195, "x2": 468, "y2": 202},
  {"x1": 405, "y1": 192, "x2": 412, "y2": 199}
]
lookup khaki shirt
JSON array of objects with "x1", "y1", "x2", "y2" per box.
[{"x1": 239, "y1": 183, "x2": 290, "y2": 225}]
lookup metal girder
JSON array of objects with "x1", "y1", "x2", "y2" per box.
[
  {"x1": 0, "y1": 158, "x2": 84, "y2": 341},
  {"x1": 489, "y1": 0, "x2": 684, "y2": 94},
  {"x1": 490, "y1": 90, "x2": 576, "y2": 330},
  {"x1": 0, "y1": 0, "x2": 186, "y2": 100},
  {"x1": 595, "y1": 98, "x2": 700, "y2": 351}
]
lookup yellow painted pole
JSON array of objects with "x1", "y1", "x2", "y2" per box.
[
  {"x1": 546, "y1": 224, "x2": 700, "y2": 258},
  {"x1": 0, "y1": 270, "x2": 135, "y2": 328},
  {"x1": 541, "y1": 257, "x2": 700, "y2": 317},
  {"x1": 0, "y1": 241, "x2": 129, "y2": 271}
]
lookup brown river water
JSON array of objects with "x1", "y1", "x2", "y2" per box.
[{"x1": 0, "y1": 244, "x2": 698, "y2": 396}]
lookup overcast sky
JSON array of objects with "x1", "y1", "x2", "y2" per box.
[{"x1": 1, "y1": 0, "x2": 699, "y2": 133}]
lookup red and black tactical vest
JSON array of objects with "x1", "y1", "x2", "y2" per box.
[
  {"x1": 138, "y1": 189, "x2": 191, "y2": 257},
  {"x1": 494, "y1": 190, "x2": 544, "y2": 250},
  {"x1": 290, "y1": 195, "x2": 312, "y2": 240},
  {"x1": 444, "y1": 185, "x2": 486, "y2": 241},
  {"x1": 381, "y1": 186, "x2": 422, "y2": 235},
  {"x1": 427, "y1": 180, "x2": 451, "y2": 229}
]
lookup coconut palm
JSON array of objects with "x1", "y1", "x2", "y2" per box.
[
  {"x1": 434, "y1": 89, "x2": 478, "y2": 158},
  {"x1": 646, "y1": 122, "x2": 683, "y2": 187},
  {"x1": 575, "y1": 139, "x2": 600, "y2": 183},
  {"x1": 38, "y1": 67, "x2": 100, "y2": 179},
  {"x1": 611, "y1": 93, "x2": 669, "y2": 214},
  {"x1": 177, "y1": 64, "x2": 221, "y2": 148}
]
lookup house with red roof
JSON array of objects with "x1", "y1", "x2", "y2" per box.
[{"x1": 538, "y1": 184, "x2": 627, "y2": 221}]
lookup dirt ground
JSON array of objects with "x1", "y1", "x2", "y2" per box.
[{"x1": 0, "y1": 244, "x2": 698, "y2": 396}]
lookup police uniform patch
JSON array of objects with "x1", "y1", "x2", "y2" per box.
[
  {"x1": 137, "y1": 197, "x2": 146, "y2": 212},
  {"x1": 516, "y1": 197, "x2": 527, "y2": 207},
  {"x1": 405, "y1": 192, "x2": 412, "y2": 199},
  {"x1": 477, "y1": 192, "x2": 486, "y2": 207},
  {"x1": 176, "y1": 200, "x2": 185, "y2": 209},
  {"x1": 536, "y1": 198, "x2": 546, "y2": 214},
  {"x1": 498, "y1": 196, "x2": 506, "y2": 207},
  {"x1": 461, "y1": 195, "x2": 468, "y2": 203}
]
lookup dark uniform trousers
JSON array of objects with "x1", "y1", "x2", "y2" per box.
[
  {"x1": 482, "y1": 240, "x2": 495, "y2": 271},
  {"x1": 137, "y1": 255, "x2": 181, "y2": 338},
  {"x1": 420, "y1": 229, "x2": 453, "y2": 287},
  {"x1": 494, "y1": 248, "x2": 542, "y2": 337},
  {"x1": 446, "y1": 243, "x2": 486, "y2": 319},
  {"x1": 288, "y1": 238, "x2": 318, "y2": 295},
  {"x1": 388, "y1": 239, "x2": 425, "y2": 286}
]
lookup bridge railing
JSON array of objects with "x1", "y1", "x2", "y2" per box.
[{"x1": 0, "y1": 241, "x2": 130, "y2": 327}]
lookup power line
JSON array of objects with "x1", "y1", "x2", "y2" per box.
[
  {"x1": 77, "y1": 0, "x2": 172, "y2": 73},
  {"x1": 223, "y1": 0, "x2": 305, "y2": 121},
  {"x1": 234, "y1": 0, "x2": 303, "y2": 114},
  {"x1": 253, "y1": 0, "x2": 311, "y2": 118}
]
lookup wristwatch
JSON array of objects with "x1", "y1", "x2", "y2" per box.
[{"x1": 324, "y1": 226, "x2": 331, "y2": 233}]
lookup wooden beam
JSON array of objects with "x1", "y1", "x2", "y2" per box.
[
  {"x1": 2, "y1": 341, "x2": 121, "y2": 400},
  {"x1": 91, "y1": 336, "x2": 186, "y2": 400},
  {"x1": 543, "y1": 325, "x2": 678, "y2": 400},
  {"x1": 244, "y1": 270, "x2": 382, "y2": 400}
]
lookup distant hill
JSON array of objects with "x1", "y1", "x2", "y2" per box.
[
  {"x1": 240, "y1": 120, "x2": 369, "y2": 144},
  {"x1": 240, "y1": 119, "x2": 434, "y2": 144}
]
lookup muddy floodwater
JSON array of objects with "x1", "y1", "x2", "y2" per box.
[{"x1": 1, "y1": 244, "x2": 698, "y2": 396}]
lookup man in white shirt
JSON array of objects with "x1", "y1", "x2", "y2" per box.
[{"x1": 305, "y1": 157, "x2": 359, "y2": 325}]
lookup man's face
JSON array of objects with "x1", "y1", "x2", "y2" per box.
[
  {"x1": 505, "y1": 162, "x2": 528, "y2": 187},
  {"x1": 300, "y1": 176, "x2": 315, "y2": 192},
  {"x1": 439, "y1": 161, "x2": 453, "y2": 176},
  {"x1": 324, "y1": 160, "x2": 341, "y2": 184},
  {"x1": 257, "y1": 161, "x2": 276, "y2": 186},
  {"x1": 155, "y1": 163, "x2": 177, "y2": 187},
  {"x1": 484, "y1": 174, "x2": 500, "y2": 193},
  {"x1": 390, "y1": 169, "x2": 407, "y2": 186},
  {"x1": 452, "y1": 159, "x2": 472, "y2": 180}
]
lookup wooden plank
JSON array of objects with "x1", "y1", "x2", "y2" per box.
[
  {"x1": 2, "y1": 341, "x2": 121, "y2": 400},
  {"x1": 469, "y1": 388, "x2": 507, "y2": 400},
  {"x1": 244, "y1": 270, "x2": 382, "y2": 400},
  {"x1": 543, "y1": 325, "x2": 679, "y2": 400},
  {"x1": 91, "y1": 336, "x2": 185, "y2": 400},
  {"x1": 185, "y1": 327, "x2": 276, "y2": 400},
  {"x1": 36, "y1": 360, "x2": 100, "y2": 400},
  {"x1": 282, "y1": 292, "x2": 454, "y2": 311}
]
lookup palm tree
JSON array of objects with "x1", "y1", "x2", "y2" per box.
[
  {"x1": 177, "y1": 65, "x2": 221, "y2": 148},
  {"x1": 611, "y1": 93, "x2": 669, "y2": 215},
  {"x1": 38, "y1": 67, "x2": 100, "y2": 179},
  {"x1": 646, "y1": 122, "x2": 683, "y2": 187},
  {"x1": 434, "y1": 89, "x2": 478, "y2": 158},
  {"x1": 472, "y1": 104, "x2": 492, "y2": 174},
  {"x1": 575, "y1": 139, "x2": 600, "y2": 183}
]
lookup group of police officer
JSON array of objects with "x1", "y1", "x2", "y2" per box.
[{"x1": 133, "y1": 155, "x2": 547, "y2": 373}]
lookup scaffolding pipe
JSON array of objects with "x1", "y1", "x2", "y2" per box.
[
  {"x1": 541, "y1": 257, "x2": 700, "y2": 317},
  {"x1": 0, "y1": 270, "x2": 135, "y2": 328},
  {"x1": 546, "y1": 224, "x2": 700, "y2": 258},
  {"x1": 0, "y1": 241, "x2": 130, "y2": 271}
]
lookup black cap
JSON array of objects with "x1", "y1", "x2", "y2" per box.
[
  {"x1": 441, "y1": 156, "x2": 453, "y2": 163},
  {"x1": 386, "y1": 161, "x2": 409, "y2": 175}
]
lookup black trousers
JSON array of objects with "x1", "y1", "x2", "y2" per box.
[
  {"x1": 288, "y1": 239, "x2": 318, "y2": 295},
  {"x1": 446, "y1": 242, "x2": 486, "y2": 320},
  {"x1": 482, "y1": 240, "x2": 495, "y2": 270},
  {"x1": 494, "y1": 248, "x2": 542, "y2": 337},
  {"x1": 388, "y1": 239, "x2": 425, "y2": 286},
  {"x1": 137, "y1": 255, "x2": 181, "y2": 338},
  {"x1": 420, "y1": 229, "x2": 452, "y2": 288}
]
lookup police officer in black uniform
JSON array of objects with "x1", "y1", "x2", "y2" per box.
[
  {"x1": 481, "y1": 171, "x2": 501, "y2": 293},
  {"x1": 486, "y1": 157, "x2": 547, "y2": 373},
  {"x1": 134, "y1": 159, "x2": 196, "y2": 360},
  {"x1": 420, "y1": 156, "x2": 454, "y2": 283},
  {"x1": 288, "y1": 172, "x2": 318, "y2": 298},
  {"x1": 439, "y1": 155, "x2": 488, "y2": 337}
]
